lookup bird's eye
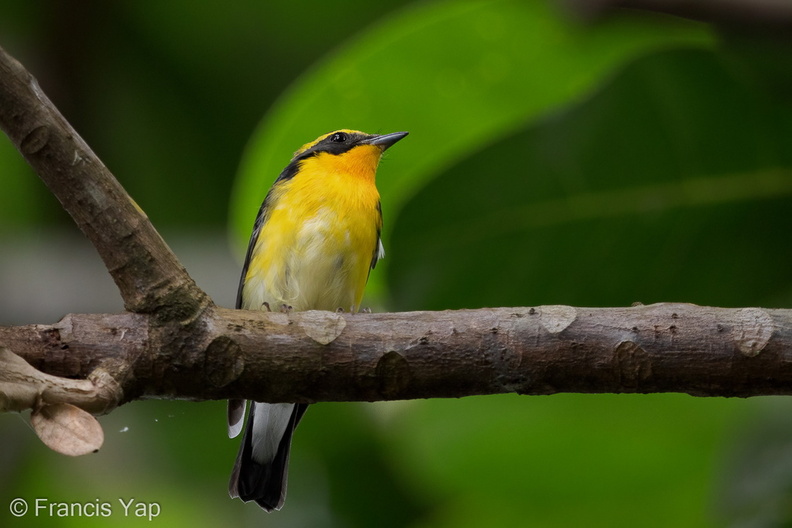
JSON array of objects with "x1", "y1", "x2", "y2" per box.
[{"x1": 330, "y1": 132, "x2": 347, "y2": 143}]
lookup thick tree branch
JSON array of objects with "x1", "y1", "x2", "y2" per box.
[
  {"x1": 0, "y1": 303, "x2": 790, "y2": 404},
  {"x1": 0, "y1": 44, "x2": 210, "y2": 318}
]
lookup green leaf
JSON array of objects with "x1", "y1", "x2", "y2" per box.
[
  {"x1": 387, "y1": 49, "x2": 792, "y2": 310},
  {"x1": 230, "y1": 0, "x2": 713, "y2": 301}
]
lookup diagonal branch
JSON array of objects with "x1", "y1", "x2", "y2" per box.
[{"x1": 0, "y1": 44, "x2": 210, "y2": 319}]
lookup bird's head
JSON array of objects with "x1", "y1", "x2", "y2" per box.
[{"x1": 290, "y1": 129, "x2": 408, "y2": 181}]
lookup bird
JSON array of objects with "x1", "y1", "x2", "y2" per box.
[{"x1": 227, "y1": 129, "x2": 408, "y2": 511}]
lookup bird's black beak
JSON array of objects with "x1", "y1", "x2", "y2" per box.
[{"x1": 365, "y1": 131, "x2": 409, "y2": 151}]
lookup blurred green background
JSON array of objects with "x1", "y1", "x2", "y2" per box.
[{"x1": 2, "y1": 1, "x2": 792, "y2": 527}]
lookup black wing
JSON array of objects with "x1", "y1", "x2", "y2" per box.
[{"x1": 235, "y1": 161, "x2": 300, "y2": 309}]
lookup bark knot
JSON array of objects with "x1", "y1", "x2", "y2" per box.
[
  {"x1": 375, "y1": 351, "x2": 411, "y2": 398},
  {"x1": 613, "y1": 340, "x2": 652, "y2": 388},
  {"x1": 539, "y1": 305, "x2": 577, "y2": 334},
  {"x1": 734, "y1": 308, "x2": 773, "y2": 357},
  {"x1": 205, "y1": 335, "x2": 244, "y2": 388},
  {"x1": 297, "y1": 311, "x2": 346, "y2": 345},
  {"x1": 20, "y1": 124, "x2": 49, "y2": 154}
]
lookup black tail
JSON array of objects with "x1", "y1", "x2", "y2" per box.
[{"x1": 228, "y1": 402, "x2": 308, "y2": 511}]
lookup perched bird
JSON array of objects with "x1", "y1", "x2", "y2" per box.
[{"x1": 228, "y1": 129, "x2": 408, "y2": 511}]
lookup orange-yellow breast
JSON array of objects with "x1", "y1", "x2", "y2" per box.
[{"x1": 241, "y1": 148, "x2": 382, "y2": 312}]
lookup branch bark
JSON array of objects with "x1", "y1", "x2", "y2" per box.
[{"x1": 0, "y1": 304, "x2": 790, "y2": 404}]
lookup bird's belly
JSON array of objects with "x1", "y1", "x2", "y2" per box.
[{"x1": 243, "y1": 206, "x2": 374, "y2": 312}]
